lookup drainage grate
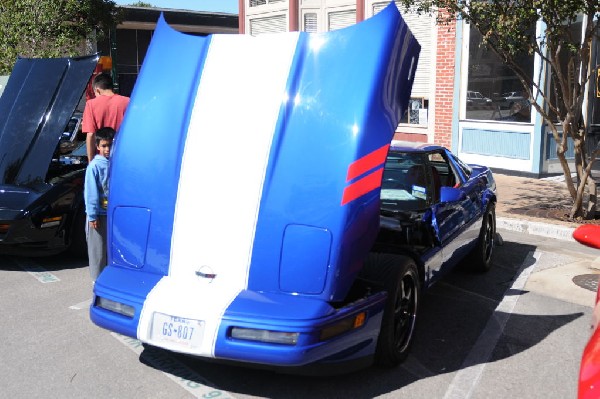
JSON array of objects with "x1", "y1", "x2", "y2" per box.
[{"x1": 572, "y1": 274, "x2": 600, "y2": 292}]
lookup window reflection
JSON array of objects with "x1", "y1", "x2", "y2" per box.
[{"x1": 466, "y1": 27, "x2": 534, "y2": 122}]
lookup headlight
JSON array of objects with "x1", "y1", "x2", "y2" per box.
[
  {"x1": 230, "y1": 328, "x2": 299, "y2": 345},
  {"x1": 95, "y1": 297, "x2": 135, "y2": 318}
]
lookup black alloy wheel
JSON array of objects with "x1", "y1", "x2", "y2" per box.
[
  {"x1": 360, "y1": 253, "x2": 420, "y2": 367},
  {"x1": 469, "y1": 203, "x2": 496, "y2": 272}
]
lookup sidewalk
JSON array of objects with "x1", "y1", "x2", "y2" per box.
[
  {"x1": 494, "y1": 173, "x2": 583, "y2": 241},
  {"x1": 493, "y1": 173, "x2": 600, "y2": 300}
]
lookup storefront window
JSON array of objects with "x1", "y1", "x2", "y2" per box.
[
  {"x1": 466, "y1": 26, "x2": 534, "y2": 122},
  {"x1": 399, "y1": 98, "x2": 428, "y2": 126}
]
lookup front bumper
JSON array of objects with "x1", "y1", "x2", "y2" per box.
[{"x1": 90, "y1": 266, "x2": 387, "y2": 368}]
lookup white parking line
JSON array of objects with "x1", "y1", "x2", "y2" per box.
[
  {"x1": 112, "y1": 333, "x2": 237, "y2": 399},
  {"x1": 442, "y1": 250, "x2": 542, "y2": 399},
  {"x1": 12, "y1": 257, "x2": 60, "y2": 283},
  {"x1": 67, "y1": 298, "x2": 236, "y2": 398},
  {"x1": 69, "y1": 299, "x2": 92, "y2": 310}
]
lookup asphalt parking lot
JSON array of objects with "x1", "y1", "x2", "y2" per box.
[{"x1": 0, "y1": 226, "x2": 597, "y2": 398}]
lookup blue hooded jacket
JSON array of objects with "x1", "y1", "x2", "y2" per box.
[{"x1": 84, "y1": 155, "x2": 109, "y2": 221}]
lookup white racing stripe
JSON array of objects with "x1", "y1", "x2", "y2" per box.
[
  {"x1": 442, "y1": 250, "x2": 542, "y2": 399},
  {"x1": 138, "y1": 33, "x2": 300, "y2": 356}
]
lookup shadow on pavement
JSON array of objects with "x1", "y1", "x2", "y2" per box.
[
  {"x1": 137, "y1": 239, "x2": 585, "y2": 398},
  {"x1": 0, "y1": 252, "x2": 87, "y2": 271},
  {"x1": 0, "y1": 252, "x2": 88, "y2": 272}
]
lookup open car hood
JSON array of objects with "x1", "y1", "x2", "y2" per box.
[
  {"x1": 108, "y1": 2, "x2": 420, "y2": 290},
  {"x1": 102, "y1": 3, "x2": 420, "y2": 346},
  {"x1": 91, "y1": 2, "x2": 420, "y2": 354},
  {"x1": 0, "y1": 54, "x2": 98, "y2": 185}
]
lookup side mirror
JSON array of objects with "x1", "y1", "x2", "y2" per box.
[
  {"x1": 573, "y1": 225, "x2": 600, "y2": 249},
  {"x1": 440, "y1": 186, "x2": 464, "y2": 203}
]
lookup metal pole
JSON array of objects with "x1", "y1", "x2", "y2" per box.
[{"x1": 110, "y1": 26, "x2": 119, "y2": 93}]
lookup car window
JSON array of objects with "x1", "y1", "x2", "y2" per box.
[
  {"x1": 62, "y1": 116, "x2": 81, "y2": 142},
  {"x1": 52, "y1": 112, "x2": 87, "y2": 164},
  {"x1": 453, "y1": 154, "x2": 472, "y2": 179},
  {"x1": 59, "y1": 141, "x2": 87, "y2": 159},
  {"x1": 381, "y1": 152, "x2": 431, "y2": 211},
  {"x1": 429, "y1": 152, "x2": 461, "y2": 188},
  {"x1": 52, "y1": 140, "x2": 87, "y2": 164}
]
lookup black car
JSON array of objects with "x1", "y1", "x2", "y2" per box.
[{"x1": 0, "y1": 54, "x2": 98, "y2": 256}]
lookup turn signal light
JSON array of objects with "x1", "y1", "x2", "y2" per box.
[
  {"x1": 230, "y1": 328, "x2": 299, "y2": 345},
  {"x1": 41, "y1": 216, "x2": 62, "y2": 228},
  {"x1": 319, "y1": 312, "x2": 367, "y2": 341}
]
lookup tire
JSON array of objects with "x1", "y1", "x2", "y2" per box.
[
  {"x1": 361, "y1": 253, "x2": 420, "y2": 367},
  {"x1": 468, "y1": 203, "x2": 496, "y2": 272},
  {"x1": 68, "y1": 206, "x2": 88, "y2": 259}
]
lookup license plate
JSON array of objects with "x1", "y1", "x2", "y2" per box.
[{"x1": 151, "y1": 312, "x2": 204, "y2": 349}]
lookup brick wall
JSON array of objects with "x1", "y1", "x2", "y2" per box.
[
  {"x1": 393, "y1": 132, "x2": 427, "y2": 142},
  {"x1": 434, "y1": 12, "x2": 456, "y2": 148}
]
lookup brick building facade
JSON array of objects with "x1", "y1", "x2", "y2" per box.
[
  {"x1": 238, "y1": 0, "x2": 600, "y2": 176},
  {"x1": 433, "y1": 15, "x2": 456, "y2": 149},
  {"x1": 240, "y1": 0, "x2": 442, "y2": 145}
]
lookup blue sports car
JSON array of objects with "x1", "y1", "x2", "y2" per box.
[
  {"x1": 371, "y1": 140, "x2": 496, "y2": 365},
  {"x1": 90, "y1": 4, "x2": 496, "y2": 372}
]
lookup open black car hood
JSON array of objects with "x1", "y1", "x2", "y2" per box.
[{"x1": 0, "y1": 54, "x2": 98, "y2": 186}]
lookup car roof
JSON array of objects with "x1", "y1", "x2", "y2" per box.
[{"x1": 389, "y1": 140, "x2": 446, "y2": 153}]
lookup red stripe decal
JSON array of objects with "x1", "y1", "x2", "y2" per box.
[
  {"x1": 341, "y1": 167, "x2": 384, "y2": 205},
  {"x1": 346, "y1": 144, "x2": 390, "y2": 182}
]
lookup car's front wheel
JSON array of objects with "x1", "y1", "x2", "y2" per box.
[
  {"x1": 361, "y1": 253, "x2": 420, "y2": 367},
  {"x1": 468, "y1": 203, "x2": 496, "y2": 272}
]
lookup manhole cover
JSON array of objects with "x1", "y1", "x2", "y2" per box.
[{"x1": 572, "y1": 274, "x2": 600, "y2": 292}]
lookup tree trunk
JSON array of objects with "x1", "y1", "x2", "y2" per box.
[{"x1": 587, "y1": 176, "x2": 596, "y2": 219}]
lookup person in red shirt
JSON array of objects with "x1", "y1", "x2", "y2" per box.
[{"x1": 82, "y1": 73, "x2": 130, "y2": 161}]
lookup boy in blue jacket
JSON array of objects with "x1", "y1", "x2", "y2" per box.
[{"x1": 84, "y1": 127, "x2": 114, "y2": 281}]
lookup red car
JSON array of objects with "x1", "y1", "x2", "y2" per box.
[{"x1": 574, "y1": 225, "x2": 600, "y2": 399}]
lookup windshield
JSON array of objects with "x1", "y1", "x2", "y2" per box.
[
  {"x1": 51, "y1": 112, "x2": 86, "y2": 162},
  {"x1": 381, "y1": 151, "x2": 430, "y2": 211}
]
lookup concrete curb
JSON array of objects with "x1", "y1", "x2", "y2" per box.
[{"x1": 497, "y1": 216, "x2": 576, "y2": 242}]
